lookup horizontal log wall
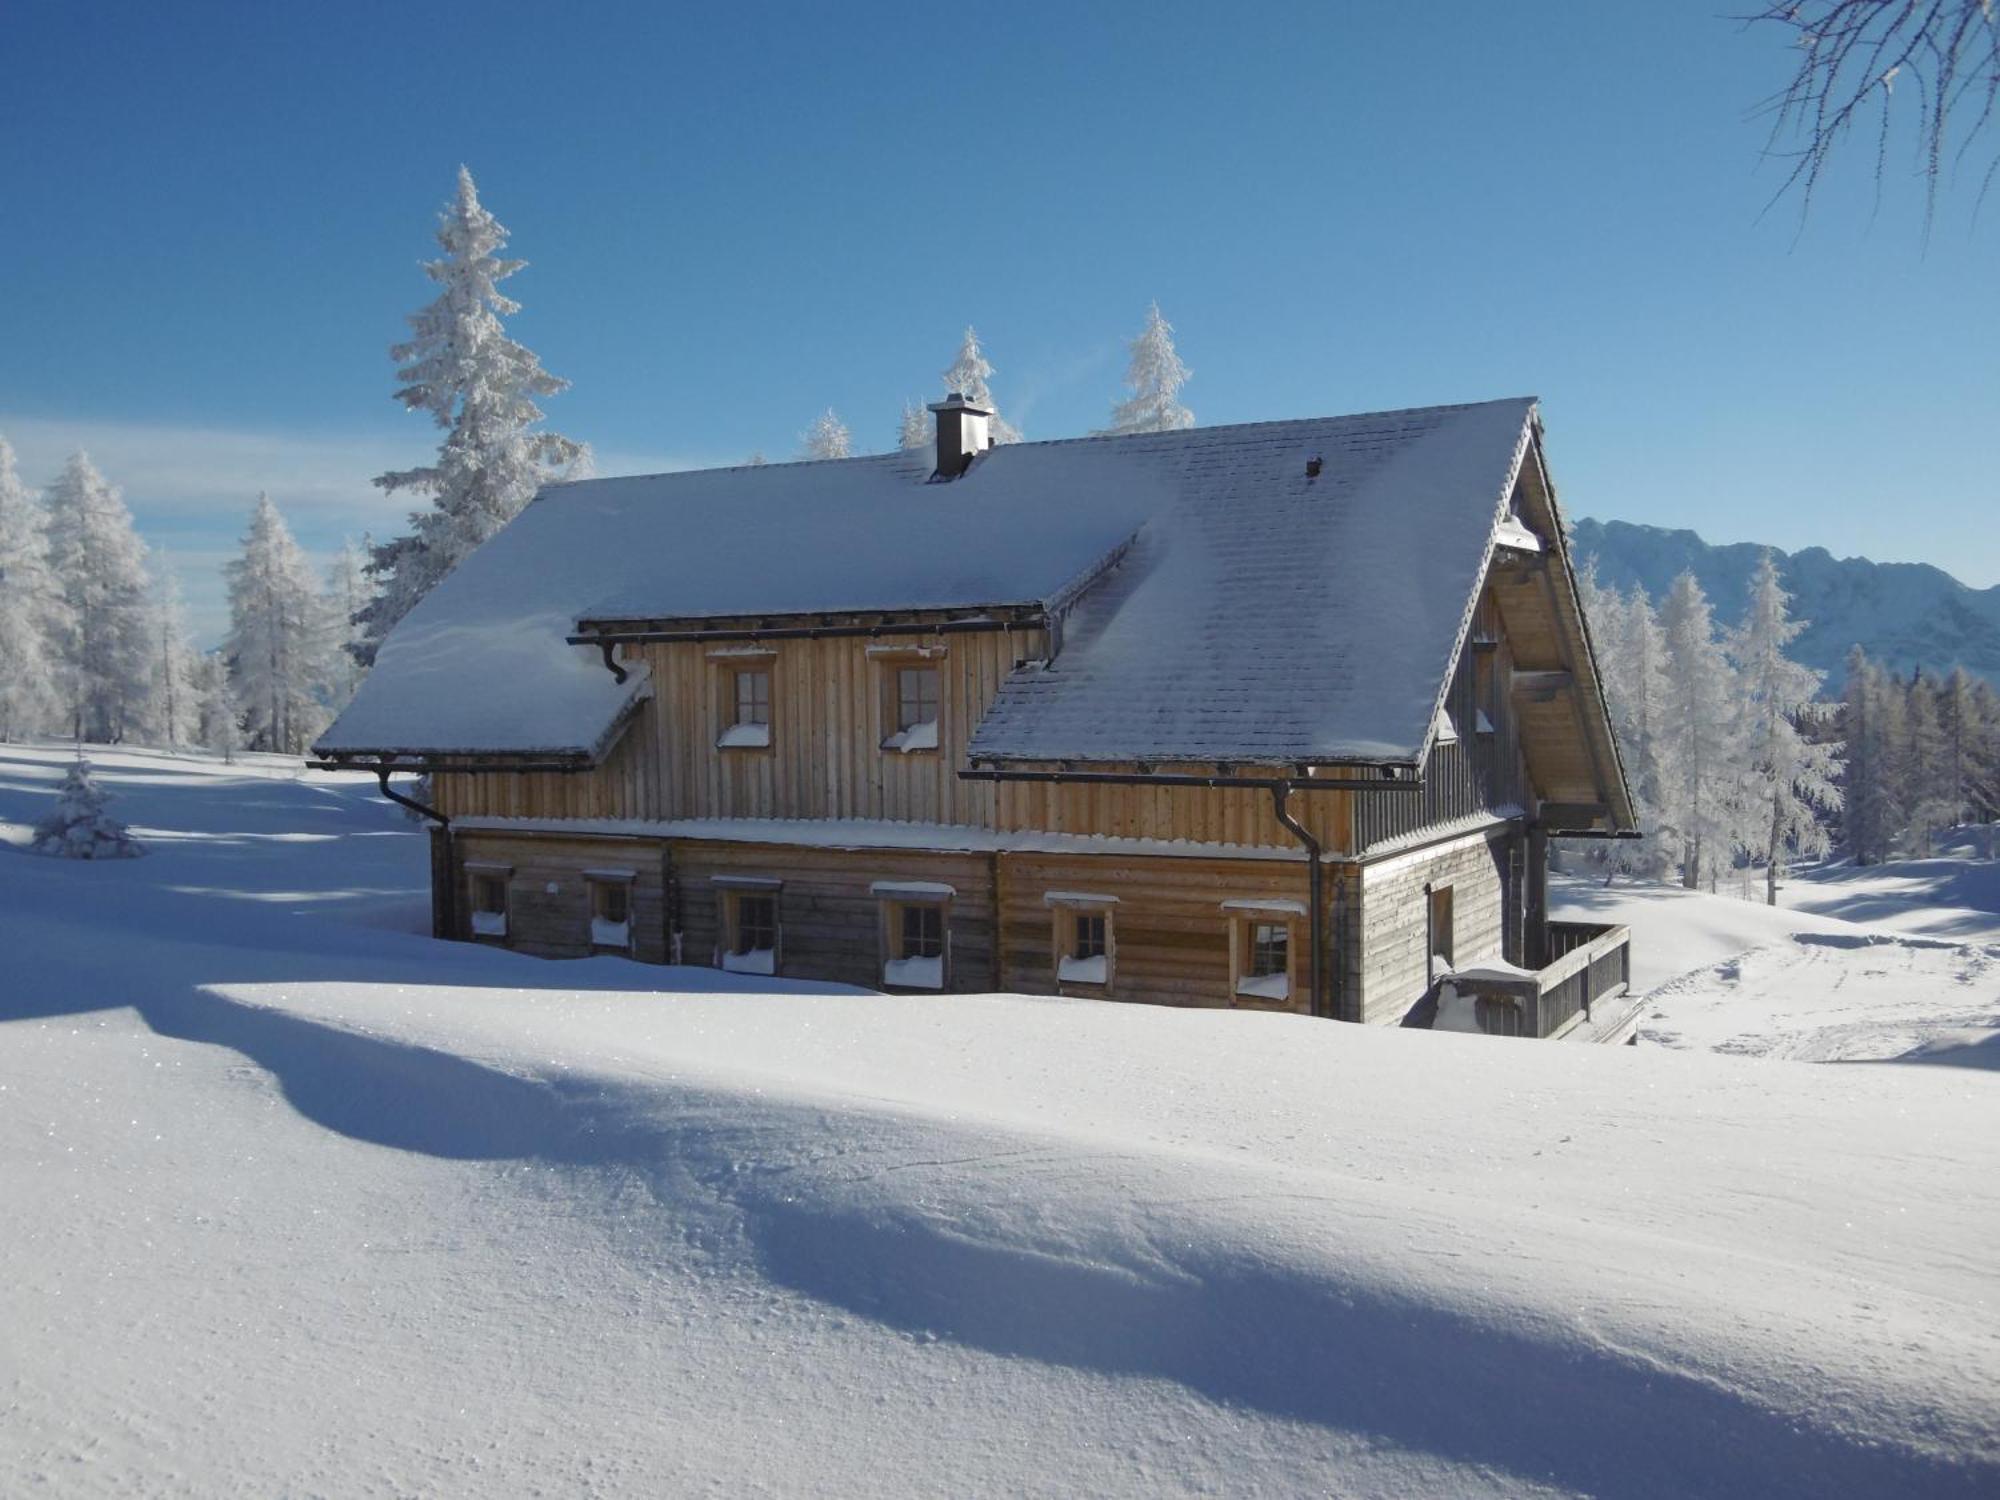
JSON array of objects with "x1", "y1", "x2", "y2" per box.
[
  {"x1": 451, "y1": 831, "x2": 671, "y2": 964},
  {"x1": 673, "y1": 840, "x2": 996, "y2": 994}
]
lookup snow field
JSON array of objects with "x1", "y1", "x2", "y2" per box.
[{"x1": 3, "y1": 744, "x2": 1999, "y2": 1496}]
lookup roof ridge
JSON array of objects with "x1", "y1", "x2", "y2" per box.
[{"x1": 541, "y1": 396, "x2": 1541, "y2": 494}]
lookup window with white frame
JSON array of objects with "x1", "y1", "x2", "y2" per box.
[
  {"x1": 1223, "y1": 899, "x2": 1301, "y2": 1005},
  {"x1": 717, "y1": 663, "x2": 774, "y2": 749},
  {"x1": 716, "y1": 878, "x2": 781, "y2": 976},
  {"x1": 874, "y1": 880, "x2": 951, "y2": 989},
  {"x1": 880, "y1": 663, "x2": 941, "y2": 753},
  {"x1": 467, "y1": 863, "x2": 510, "y2": 939},
  {"x1": 1045, "y1": 891, "x2": 1116, "y2": 990},
  {"x1": 587, "y1": 871, "x2": 635, "y2": 951}
]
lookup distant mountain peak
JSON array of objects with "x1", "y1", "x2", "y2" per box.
[{"x1": 1570, "y1": 518, "x2": 2000, "y2": 686}]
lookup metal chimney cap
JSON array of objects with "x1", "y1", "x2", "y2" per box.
[{"x1": 928, "y1": 392, "x2": 992, "y2": 416}]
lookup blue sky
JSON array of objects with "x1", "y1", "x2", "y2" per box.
[{"x1": 2, "y1": 1, "x2": 1994, "y2": 644}]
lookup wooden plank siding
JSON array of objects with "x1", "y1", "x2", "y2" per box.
[
  {"x1": 1354, "y1": 592, "x2": 1528, "y2": 854},
  {"x1": 1355, "y1": 826, "x2": 1515, "y2": 1025},
  {"x1": 429, "y1": 626, "x2": 1358, "y2": 854},
  {"x1": 450, "y1": 831, "x2": 671, "y2": 964}
]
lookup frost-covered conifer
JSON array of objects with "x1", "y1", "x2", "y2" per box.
[
  {"x1": 1104, "y1": 302, "x2": 1194, "y2": 435},
  {"x1": 358, "y1": 167, "x2": 583, "y2": 663},
  {"x1": 941, "y1": 327, "x2": 1022, "y2": 443},
  {"x1": 1660, "y1": 571, "x2": 1745, "y2": 889},
  {"x1": 898, "y1": 399, "x2": 933, "y2": 452},
  {"x1": 31, "y1": 757, "x2": 144, "y2": 859},
  {"x1": 321, "y1": 539, "x2": 372, "y2": 714},
  {"x1": 192, "y1": 651, "x2": 240, "y2": 759},
  {"x1": 1575, "y1": 564, "x2": 1674, "y2": 881},
  {"x1": 0, "y1": 436, "x2": 68, "y2": 740},
  {"x1": 1730, "y1": 552, "x2": 1840, "y2": 902},
  {"x1": 143, "y1": 567, "x2": 203, "y2": 751},
  {"x1": 1903, "y1": 669, "x2": 1954, "y2": 853},
  {"x1": 225, "y1": 494, "x2": 328, "y2": 756},
  {"x1": 1840, "y1": 648, "x2": 1906, "y2": 864},
  {"x1": 799, "y1": 409, "x2": 852, "y2": 460},
  {"x1": 43, "y1": 452, "x2": 153, "y2": 744}
]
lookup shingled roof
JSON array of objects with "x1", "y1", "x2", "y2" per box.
[{"x1": 315, "y1": 397, "x2": 1544, "y2": 767}]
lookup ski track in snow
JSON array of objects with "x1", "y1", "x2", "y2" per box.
[{"x1": 3, "y1": 744, "x2": 1999, "y2": 1497}]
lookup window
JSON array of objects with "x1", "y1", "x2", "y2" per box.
[
  {"x1": 880, "y1": 663, "x2": 941, "y2": 752},
  {"x1": 1224, "y1": 900, "x2": 1301, "y2": 1005},
  {"x1": 468, "y1": 865, "x2": 510, "y2": 938},
  {"x1": 1429, "y1": 885, "x2": 1455, "y2": 975},
  {"x1": 588, "y1": 872, "x2": 634, "y2": 951},
  {"x1": 1045, "y1": 891, "x2": 1117, "y2": 990},
  {"x1": 874, "y1": 881, "x2": 952, "y2": 989},
  {"x1": 718, "y1": 881, "x2": 781, "y2": 976},
  {"x1": 717, "y1": 666, "x2": 773, "y2": 749}
]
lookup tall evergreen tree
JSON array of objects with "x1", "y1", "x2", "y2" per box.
[
  {"x1": 43, "y1": 452, "x2": 153, "y2": 743},
  {"x1": 0, "y1": 436, "x2": 67, "y2": 740},
  {"x1": 1840, "y1": 648, "x2": 1906, "y2": 864},
  {"x1": 940, "y1": 327, "x2": 1022, "y2": 443},
  {"x1": 321, "y1": 539, "x2": 372, "y2": 714},
  {"x1": 192, "y1": 651, "x2": 240, "y2": 760},
  {"x1": 1903, "y1": 670, "x2": 1954, "y2": 852},
  {"x1": 799, "y1": 409, "x2": 852, "y2": 460},
  {"x1": 1659, "y1": 571, "x2": 1744, "y2": 888},
  {"x1": 898, "y1": 399, "x2": 932, "y2": 453},
  {"x1": 225, "y1": 495, "x2": 328, "y2": 756},
  {"x1": 143, "y1": 566, "x2": 202, "y2": 751},
  {"x1": 358, "y1": 166, "x2": 582, "y2": 663},
  {"x1": 1731, "y1": 552, "x2": 1841, "y2": 902},
  {"x1": 1104, "y1": 302, "x2": 1195, "y2": 435}
]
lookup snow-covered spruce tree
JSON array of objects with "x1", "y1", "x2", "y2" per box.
[
  {"x1": 1659, "y1": 571, "x2": 1745, "y2": 889},
  {"x1": 225, "y1": 494, "x2": 328, "y2": 756},
  {"x1": 1103, "y1": 302, "x2": 1194, "y2": 435},
  {"x1": 43, "y1": 452, "x2": 154, "y2": 744},
  {"x1": 1730, "y1": 552, "x2": 1841, "y2": 903},
  {"x1": 0, "y1": 435, "x2": 68, "y2": 740},
  {"x1": 143, "y1": 567, "x2": 202, "y2": 751},
  {"x1": 1840, "y1": 647, "x2": 1906, "y2": 864},
  {"x1": 1573, "y1": 563, "x2": 1674, "y2": 882},
  {"x1": 941, "y1": 327, "x2": 1022, "y2": 443},
  {"x1": 31, "y1": 757, "x2": 143, "y2": 859},
  {"x1": 357, "y1": 167, "x2": 582, "y2": 664},
  {"x1": 799, "y1": 409, "x2": 852, "y2": 460},
  {"x1": 898, "y1": 399, "x2": 932, "y2": 452},
  {"x1": 192, "y1": 651, "x2": 240, "y2": 760},
  {"x1": 1903, "y1": 669, "x2": 1956, "y2": 853},
  {"x1": 320, "y1": 539, "x2": 372, "y2": 714}
]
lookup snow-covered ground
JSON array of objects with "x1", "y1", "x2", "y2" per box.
[{"x1": 5, "y1": 744, "x2": 1999, "y2": 1496}]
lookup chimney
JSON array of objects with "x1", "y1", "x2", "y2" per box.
[{"x1": 927, "y1": 392, "x2": 992, "y2": 479}]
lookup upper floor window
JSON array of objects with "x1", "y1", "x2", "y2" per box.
[
  {"x1": 718, "y1": 666, "x2": 773, "y2": 749},
  {"x1": 881, "y1": 663, "x2": 940, "y2": 753}
]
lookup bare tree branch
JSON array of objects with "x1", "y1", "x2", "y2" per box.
[{"x1": 1745, "y1": 1, "x2": 2000, "y2": 228}]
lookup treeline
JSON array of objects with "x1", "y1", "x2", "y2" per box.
[
  {"x1": 1841, "y1": 652, "x2": 2000, "y2": 863},
  {"x1": 0, "y1": 442, "x2": 366, "y2": 756},
  {"x1": 1579, "y1": 552, "x2": 2000, "y2": 893}
]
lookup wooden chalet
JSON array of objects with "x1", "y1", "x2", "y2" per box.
[{"x1": 313, "y1": 395, "x2": 1637, "y2": 1036}]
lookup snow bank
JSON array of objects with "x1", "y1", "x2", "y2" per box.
[{"x1": 5, "y1": 744, "x2": 2000, "y2": 1496}]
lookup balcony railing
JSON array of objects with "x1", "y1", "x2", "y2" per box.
[{"x1": 1435, "y1": 922, "x2": 1632, "y2": 1039}]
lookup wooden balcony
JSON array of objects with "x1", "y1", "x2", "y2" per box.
[{"x1": 1434, "y1": 922, "x2": 1632, "y2": 1039}]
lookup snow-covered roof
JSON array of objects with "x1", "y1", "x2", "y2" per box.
[
  {"x1": 316, "y1": 397, "x2": 1537, "y2": 764},
  {"x1": 971, "y1": 397, "x2": 1538, "y2": 764}
]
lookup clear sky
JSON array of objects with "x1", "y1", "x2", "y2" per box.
[{"x1": 2, "y1": 1, "x2": 1994, "y2": 645}]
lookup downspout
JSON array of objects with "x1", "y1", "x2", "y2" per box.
[
  {"x1": 1270, "y1": 784, "x2": 1327, "y2": 1020},
  {"x1": 374, "y1": 767, "x2": 456, "y2": 940}
]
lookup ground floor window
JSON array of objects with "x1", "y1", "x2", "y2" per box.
[
  {"x1": 1429, "y1": 884, "x2": 1455, "y2": 975},
  {"x1": 1044, "y1": 891, "x2": 1117, "y2": 990},
  {"x1": 467, "y1": 862, "x2": 510, "y2": 939},
  {"x1": 1223, "y1": 899, "x2": 1303, "y2": 1005},
  {"x1": 873, "y1": 880, "x2": 952, "y2": 989},
  {"x1": 717, "y1": 878, "x2": 782, "y2": 976},
  {"x1": 587, "y1": 870, "x2": 635, "y2": 951}
]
